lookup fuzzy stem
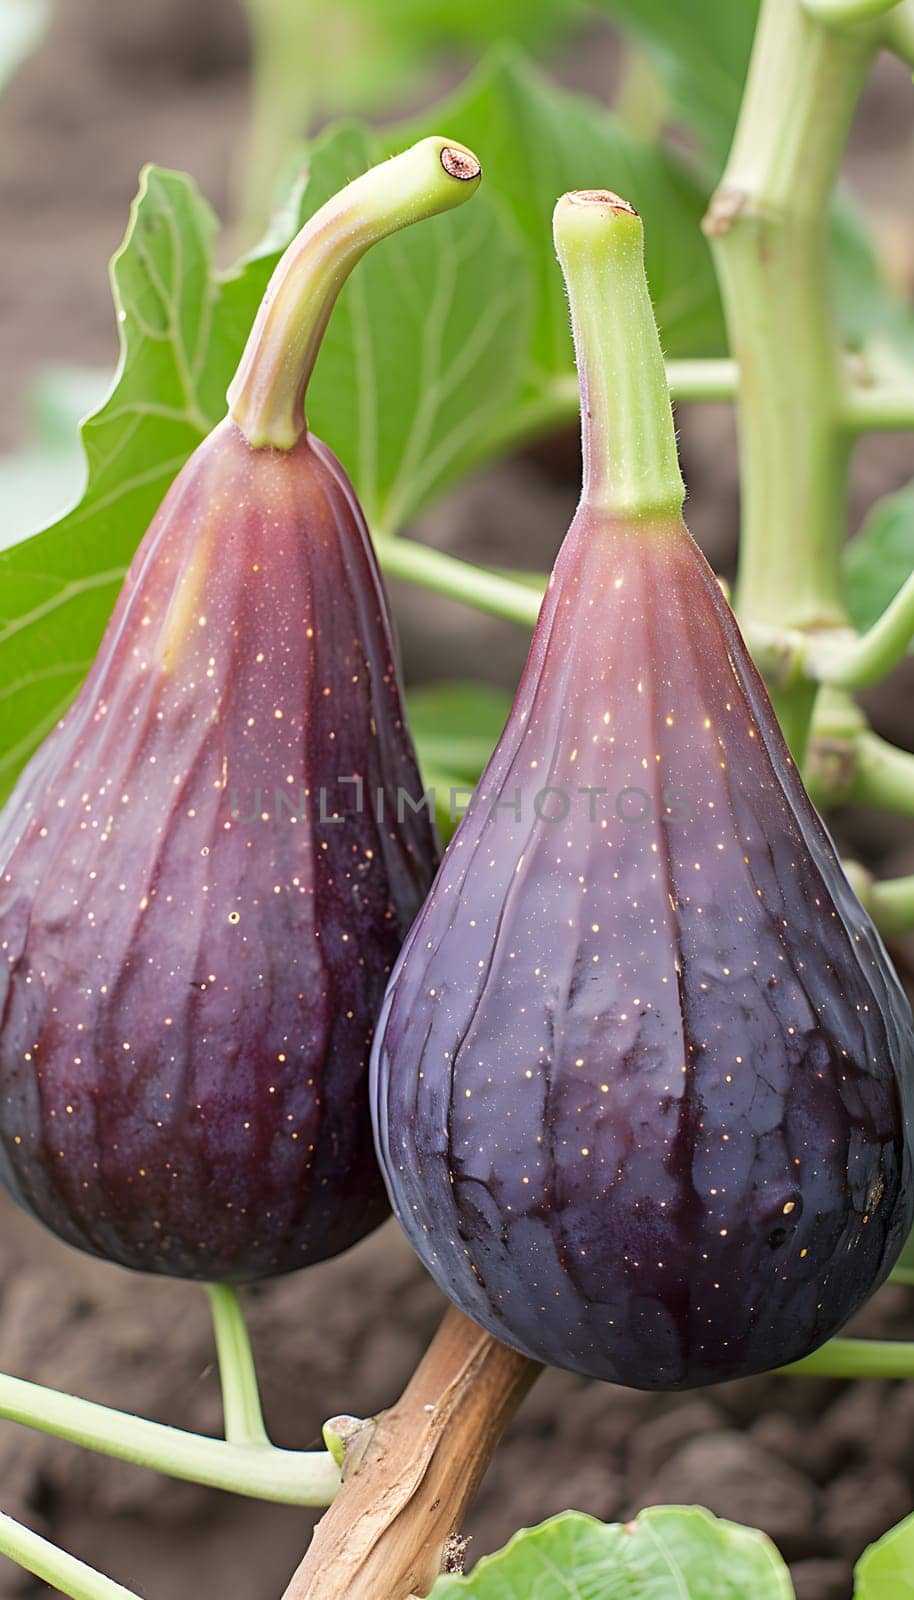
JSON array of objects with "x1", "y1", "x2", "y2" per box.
[
  {"x1": 0, "y1": 1370, "x2": 339, "y2": 1505},
  {"x1": 206, "y1": 1285, "x2": 270, "y2": 1447},
  {"x1": 280, "y1": 1308, "x2": 540, "y2": 1600},
  {"x1": 553, "y1": 191, "x2": 685, "y2": 522},
  {"x1": 706, "y1": 0, "x2": 876, "y2": 641},
  {"x1": 228, "y1": 138, "x2": 481, "y2": 450},
  {"x1": 0, "y1": 1512, "x2": 142, "y2": 1600}
]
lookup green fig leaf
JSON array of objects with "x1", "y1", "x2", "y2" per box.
[
  {"x1": 854, "y1": 1510, "x2": 914, "y2": 1598},
  {"x1": 407, "y1": 680, "x2": 512, "y2": 784},
  {"x1": 429, "y1": 1507, "x2": 795, "y2": 1599},
  {"x1": 843, "y1": 481, "x2": 914, "y2": 638},
  {"x1": 392, "y1": 47, "x2": 728, "y2": 424},
  {"x1": 592, "y1": 0, "x2": 759, "y2": 165}
]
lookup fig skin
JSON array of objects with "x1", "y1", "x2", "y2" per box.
[
  {"x1": 372, "y1": 508, "x2": 914, "y2": 1389},
  {"x1": 0, "y1": 418, "x2": 438, "y2": 1282}
]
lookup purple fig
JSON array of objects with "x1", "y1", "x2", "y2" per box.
[
  {"x1": 0, "y1": 138, "x2": 482, "y2": 1282},
  {"x1": 371, "y1": 192, "x2": 914, "y2": 1388}
]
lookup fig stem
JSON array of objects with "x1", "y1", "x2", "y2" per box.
[
  {"x1": 0, "y1": 1369, "x2": 340, "y2": 1505},
  {"x1": 552, "y1": 191, "x2": 685, "y2": 523},
  {"x1": 278, "y1": 1307, "x2": 540, "y2": 1600},
  {"x1": 227, "y1": 137, "x2": 481, "y2": 450},
  {"x1": 780, "y1": 1335, "x2": 914, "y2": 1378},
  {"x1": 0, "y1": 1509, "x2": 143, "y2": 1600},
  {"x1": 206, "y1": 1284, "x2": 270, "y2": 1447}
]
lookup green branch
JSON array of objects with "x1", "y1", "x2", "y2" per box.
[
  {"x1": 781, "y1": 1336, "x2": 914, "y2": 1378},
  {"x1": 850, "y1": 731, "x2": 914, "y2": 815},
  {"x1": 0, "y1": 1371, "x2": 339, "y2": 1505},
  {"x1": 850, "y1": 867, "x2": 914, "y2": 936},
  {"x1": 374, "y1": 533, "x2": 542, "y2": 627},
  {"x1": 206, "y1": 1286, "x2": 269, "y2": 1448},
  {"x1": 0, "y1": 1511, "x2": 142, "y2": 1600},
  {"x1": 806, "y1": 569, "x2": 914, "y2": 686}
]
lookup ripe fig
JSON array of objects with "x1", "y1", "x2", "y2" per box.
[
  {"x1": 0, "y1": 139, "x2": 482, "y2": 1282},
  {"x1": 371, "y1": 192, "x2": 914, "y2": 1388}
]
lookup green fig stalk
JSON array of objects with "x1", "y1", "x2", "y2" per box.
[
  {"x1": 228, "y1": 137, "x2": 481, "y2": 449},
  {"x1": 553, "y1": 191, "x2": 684, "y2": 522}
]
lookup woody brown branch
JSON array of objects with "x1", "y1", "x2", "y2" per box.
[{"x1": 280, "y1": 1307, "x2": 541, "y2": 1600}]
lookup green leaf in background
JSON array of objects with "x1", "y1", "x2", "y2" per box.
[
  {"x1": 593, "y1": 0, "x2": 759, "y2": 167},
  {"x1": 0, "y1": 0, "x2": 51, "y2": 94},
  {"x1": 430, "y1": 1507, "x2": 795, "y2": 1599},
  {"x1": 395, "y1": 48, "x2": 727, "y2": 440},
  {"x1": 407, "y1": 680, "x2": 512, "y2": 783},
  {"x1": 854, "y1": 1511, "x2": 914, "y2": 1599},
  {"x1": 0, "y1": 123, "x2": 528, "y2": 795},
  {"x1": 843, "y1": 480, "x2": 914, "y2": 637}
]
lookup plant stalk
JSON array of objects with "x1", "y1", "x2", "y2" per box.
[
  {"x1": 0, "y1": 1371, "x2": 339, "y2": 1505},
  {"x1": 553, "y1": 190, "x2": 685, "y2": 522},
  {"x1": 781, "y1": 1336, "x2": 914, "y2": 1377},
  {"x1": 206, "y1": 1284, "x2": 270, "y2": 1447},
  {"x1": 0, "y1": 1511, "x2": 143, "y2": 1600},
  {"x1": 280, "y1": 1307, "x2": 540, "y2": 1600},
  {"x1": 706, "y1": 0, "x2": 877, "y2": 750},
  {"x1": 228, "y1": 138, "x2": 481, "y2": 449}
]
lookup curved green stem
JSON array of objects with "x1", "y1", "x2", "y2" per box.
[
  {"x1": 206, "y1": 1285, "x2": 269, "y2": 1447},
  {"x1": 553, "y1": 190, "x2": 684, "y2": 521},
  {"x1": 891, "y1": 1266, "x2": 914, "y2": 1286},
  {"x1": 781, "y1": 1336, "x2": 914, "y2": 1378},
  {"x1": 0, "y1": 1371, "x2": 339, "y2": 1505},
  {"x1": 807, "y1": 568, "x2": 914, "y2": 687},
  {"x1": 227, "y1": 137, "x2": 481, "y2": 448},
  {"x1": 849, "y1": 731, "x2": 914, "y2": 815},
  {"x1": 0, "y1": 1511, "x2": 142, "y2": 1600}
]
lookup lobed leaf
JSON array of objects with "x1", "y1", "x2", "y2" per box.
[{"x1": 429, "y1": 1506, "x2": 795, "y2": 1599}]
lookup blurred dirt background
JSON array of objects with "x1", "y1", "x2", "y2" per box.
[{"x1": 0, "y1": 4, "x2": 913, "y2": 1599}]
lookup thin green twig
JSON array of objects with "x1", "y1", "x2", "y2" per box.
[
  {"x1": 781, "y1": 1336, "x2": 914, "y2": 1378},
  {"x1": 0, "y1": 1510, "x2": 143, "y2": 1600},
  {"x1": 206, "y1": 1285, "x2": 270, "y2": 1447},
  {"x1": 0, "y1": 1370, "x2": 339, "y2": 1505}
]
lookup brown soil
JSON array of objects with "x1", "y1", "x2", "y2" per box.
[{"x1": 1, "y1": 6, "x2": 913, "y2": 1600}]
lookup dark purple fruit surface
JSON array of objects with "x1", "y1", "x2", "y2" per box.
[
  {"x1": 0, "y1": 418, "x2": 438, "y2": 1280},
  {"x1": 372, "y1": 508, "x2": 914, "y2": 1387}
]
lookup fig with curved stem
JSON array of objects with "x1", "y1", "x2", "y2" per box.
[
  {"x1": 0, "y1": 139, "x2": 481, "y2": 1282},
  {"x1": 371, "y1": 190, "x2": 914, "y2": 1389}
]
